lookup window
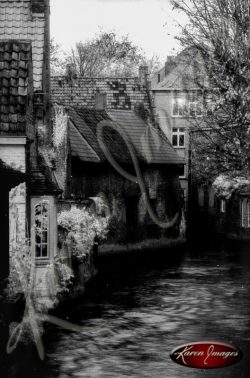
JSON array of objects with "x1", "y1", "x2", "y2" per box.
[
  {"x1": 35, "y1": 200, "x2": 49, "y2": 258},
  {"x1": 172, "y1": 127, "x2": 185, "y2": 147},
  {"x1": 31, "y1": 196, "x2": 57, "y2": 263},
  {"x1": 178, "y1": 164, "x2": 185, "y2": 178},
  {"x1": 172, "y1": 98, "x2": 188, "y2": 117},
  {"x1": 241, "y1": 200, "x2": 250, "y2": 228},
  {"x1": 220, "y1": 199, "x2": 226, "y2": 213},
  {"x1": 247, "y1": 201, "x2": 250, "y2": 227},
  {"x1": 189, "y1": 101, "x2": 203, "y2": 117}
]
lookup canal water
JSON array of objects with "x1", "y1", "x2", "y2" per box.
[{"x1": 6, "y1": 242, "x2": 250, "y2": 377}]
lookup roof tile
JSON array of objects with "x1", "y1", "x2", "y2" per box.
[
  {"x1": 0, "y1": 0, "x2": 45, "y2": 89},
  {"x1": 0, "y1": 40, "x2": 31, "y2": 135},
  {"x1": 51, "y1": 77, "x2": 149, "y2": 111},
  {"x1": 67, "y1": 107, "x2": 183, "y2": 165}
]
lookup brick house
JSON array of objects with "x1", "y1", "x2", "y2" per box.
[
  {"x1": 0, "y1": 0, "x2": 59, "y2": 293},
  {"x1": 151, "y1": 48, "x2": 208, "y2": 211},
  {"x1": 51, "y1": 74, "x2": 184, "y2": 242}
]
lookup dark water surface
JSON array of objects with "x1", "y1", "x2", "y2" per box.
[{"x1": 8, "y1": 243, "x2": 250, "y2": 377}]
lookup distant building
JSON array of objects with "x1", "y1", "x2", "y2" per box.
[
  {"x1": 51, "y1": 74, "x2": 184, "y2": 242},
  {"x1": 151, "y1": 48, "x2": 208, "y2": 211}
]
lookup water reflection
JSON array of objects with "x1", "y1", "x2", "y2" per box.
[{"x1": 15, "y1": 244, "x2": 250, "y2": 377}]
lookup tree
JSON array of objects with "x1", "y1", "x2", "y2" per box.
[
  {"x1": 65, "y1": 31, "x2": 160, "y2": 77},
  {"x1": 172, "y1": 0, "x2": 250, "y2": 183},
  {"x1": 50, "y1": 38, "x2": 66, "y2": 75}
]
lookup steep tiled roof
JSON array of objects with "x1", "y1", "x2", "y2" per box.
[
  {"x1": 30, "y1": 159, "x2": 61, "y2": 195},
  {"x1": 0, "y1": 0, "x2": 45, "y2": 90},
  {"x1": 0, "y1": 41, "x2": 31, "y2": 135},
  {"x1": 67, "y1": 107, "x2": 183, "y2": 165},
  {"x1": 51, "y1": 77, "x2": 149, "y2": 110},
  {"x1": 69, "y1": 120, "x2": 100, "y2": 163},
  {"x1": 152, "y1": 48, "x2": 208, "y2": 91},
  {"x1": 108, "y1": 110, "x2": 183, "y2": 165}
]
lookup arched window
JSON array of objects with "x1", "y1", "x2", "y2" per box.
[
  {"x1": 31, "y1": 196, "x2": 57, "y2": 263},
  {"x1": 35, "y1": 200, "x2": 49, "y2": 258}
]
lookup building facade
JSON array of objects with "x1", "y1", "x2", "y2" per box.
[
  {"x1": 0, "y1": 0, "x2": 59, "y2": 297},
  {"x1": 151, "y1": 48, "x2": 208, "y2": 212}
]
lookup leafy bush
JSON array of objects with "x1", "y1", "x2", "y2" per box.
[
  {"x1": 58, "y1": 206, "x2": 109, "y2": 258},
  {"x1": 5, "y1": 237, "x2": 31, "y2": 301}
]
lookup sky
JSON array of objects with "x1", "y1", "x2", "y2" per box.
[{"x1": 50, "y1": 0, "x2": 188, "y2": 63}]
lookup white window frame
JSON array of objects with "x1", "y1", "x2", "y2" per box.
[
  {"x1": 241, "y1": 199, "x2": 250, "y2": 228},
  {"x1": 189, "y1": 101, "x2": 203, "y2": 118},
  {"x1": 31, "y1": 196, "x2": 57, "y2": 264},
  {"x1": 172, "y1": 127, "x2": 185, "y2": 148},
  {"x1": 178, "y1": 164, "x2": 186, "y2": 178},
  {"x1": 220, "y1": 199, "x2": 226, "y2": 213},
  {"x1": 247, "y1": 201, "x2": 250, "y2": 228},
  {"x1": 35, "y1": 199, "x2": 50, "y2": 259},
  {"x1": 172, "y1": 98, "x2": 188, "y2": 117}
]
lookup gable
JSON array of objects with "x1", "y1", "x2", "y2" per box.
[{"x1": 152, "y1": 48, "x2": 209, "y2": 91}]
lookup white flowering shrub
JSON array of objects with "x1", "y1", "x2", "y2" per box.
[
  {"x1": 5, "y1": 237, "x2": 32, "y2": 301},
  {"x1": 52, "y1": 105, "x2": 68, "y2": 148},
  {"x1": 213, "y1": 174, "x2": 250, "y2": 199},
  {"x1": 58, "y1": 206, "x2": 109, "y2": 258}
]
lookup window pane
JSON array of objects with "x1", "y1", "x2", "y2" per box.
[
  {"x1": 173, "y1": 102, "x2": 178, "y2": 115},
  {"x1": 179, "y1": 104, "x2": 184, "y2": 116},
  {"x1": 42, "y1": 244, "x2": 48, "y2": 257},
  {"x1": 189, "y1": 102, "x2": 195, "y2": 117},
  {"x1": 196, "y1": 103, "x2": 202, "y2": 115},
  {"x1": 42, "y1": 231, "x2": 48, "y2": 243},
  {"x1": 179, "y1": 164, "x2": 185, "y2": 177},
  {"x1": 179, "y1": 135, "x2": 185, "y2": 146},
  {"x1": 172, "y1": 135, "x2": 178, "y2": 146},
  {"x1": 35, "y1": 200, "x2": 49, "y2": 258}
]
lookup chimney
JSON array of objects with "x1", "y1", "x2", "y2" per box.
[
  {"x1": 65, "y1": 63, "x2": 77, "y2": 81},
  {"x1": 165, "y1": 56, "x2": 176, "y2": 77},
  {"x1": 139, "y1": 65, "x2": 149, "y2": 85},
  {"x1": 31, "y1": 0, "x2": 46, "y2": 13}
]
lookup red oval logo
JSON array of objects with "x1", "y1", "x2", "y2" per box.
[{"x1": 170, "y1": 341, "x2": 242, "y2": 369}]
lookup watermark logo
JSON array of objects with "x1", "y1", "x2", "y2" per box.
[{"x1": 170, "y1": 341, "x2": 242, "y2": 369}]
